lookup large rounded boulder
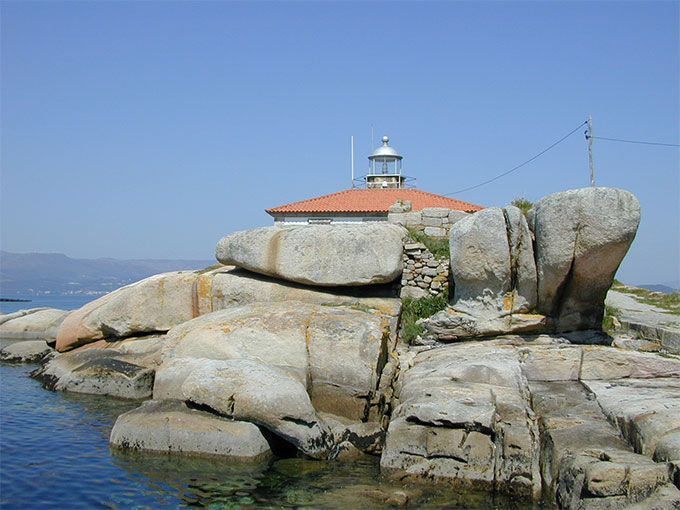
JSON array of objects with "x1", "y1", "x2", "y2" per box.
[
  {"x1": 528, "y1": 187, "x2": 641, "y2": 331},
  {"x1": 55, "y1": 271, "x2": 207, "y2": 351},
  {"x1": 215, "y1": 224, "x2": 405, "y2": 287},
  {"x1": 449, "y1": 206, "x2": 537, "y2": 318},
  {"x1": 158, "y1": 300, "x2": 397, "y2": 421}
]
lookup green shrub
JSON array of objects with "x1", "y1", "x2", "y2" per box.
[
  {"x1": 510, "y1": 197, "x2": 533, "y2": 216},
  {"x1": 602, "y1": 305, "x2": 622, "y2": 334},
  {"x1": 401, "y1": 291, "x2": 449, "y2": 343},
  {"x1": 406, "y1": 227, "x2": 450, "y2": 260}
]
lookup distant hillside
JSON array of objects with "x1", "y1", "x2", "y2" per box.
[
  {"x1": 636, "y1": 282, "x2": 680, "y2": 294},
  {"x1": 0, "y1": 251, "x2": 215, "y2": 296}
]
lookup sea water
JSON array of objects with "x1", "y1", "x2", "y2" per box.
[{"x1": 0, "y1": 296, "x2": 540, "y2": 509}]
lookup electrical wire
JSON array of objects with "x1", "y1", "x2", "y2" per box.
[
  {"x1": 587, "y1": 135, "x2": 679, "y2": 147},
  {"x1": 444, "y1": 121, "x2": 588, "y2": 196}
]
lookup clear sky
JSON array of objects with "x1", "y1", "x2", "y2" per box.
[{"x1": 1, "y1": 1, "x2": 678, "y2": 286}]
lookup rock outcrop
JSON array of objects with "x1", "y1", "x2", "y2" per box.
[
  {"x1": 182, "y1": 358, "x2": 334, "y2": 459},
  {"x1": 0, "y1": 340, "x2": 54, "y2": 363},
  {"x1": 0, "y1": 308, "x2": 69, "y2": 340},
  {"x1": 439, "y1": 187, "x2": 641, "y2": 341},
  {"x1": 158, "y1": 300, "x2": 399, "y2": 421},
  {"x1": 449, "y1": 206, "x2": 537, "y2": 318},
  {"x1": 110, "y1": 399, "x2": 273, "y2": 461},
  {"x1": 55, "y1": 271, "x2": 203, "y2": 351},
  {"x1": 215, "y1": 224, "x2": 405, "y2": 286},
  {"x1": 382, "y1": 337, "x2": 680, "y2": 507},
  {"x1": 528, "y1": 187, "x2": 641, "y2": 331},
  {"x1": 32, "y1": 336, "x2": 165, "y2": 398},
  {"x1": 7, "y1": 185, "x2": 668, "y2": 507}
]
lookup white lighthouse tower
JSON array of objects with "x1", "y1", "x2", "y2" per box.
[{"x1": 365, "y1": 136, "x2": 407, "y2": 189}]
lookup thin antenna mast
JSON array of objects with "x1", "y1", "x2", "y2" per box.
[
  {"x1": 588, "y1": 115, "x2": 596, "y2": 186},
  {"x1": 350, "y1": 136, "x2": 355, "y2": 187}
]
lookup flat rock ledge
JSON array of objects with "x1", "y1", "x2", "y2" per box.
[
  {"x1": 32, "y1": 348, "x2": 155, "y2": 399},
  {"x1": 110, "y1": 399, "x2": 273, "y2": 461},
  {"x1": 382, "y1": 338, "x2": 680, "y2": 508},
  {"x1": 0, "y1": 340, "x2": 54, "y2": 363}
]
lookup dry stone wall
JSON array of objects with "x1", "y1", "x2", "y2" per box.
[
  {"x1": 400, "y1": 242, "x2": 449, "y2": 299},
  {"x1": 387, "y1": 200, "x2": 469, "y2": 239}
]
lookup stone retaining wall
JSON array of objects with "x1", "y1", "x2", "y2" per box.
[
  {"x1": 400, "y1": 242, "x2": 449, "y2": 299},
  {"x1": 387, "y1": 201, "x2": 469, "y2": 238}
]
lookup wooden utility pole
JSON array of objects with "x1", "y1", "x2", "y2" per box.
[{"x1": 588, "y1": 115, "x2": 596, "y2": 186}]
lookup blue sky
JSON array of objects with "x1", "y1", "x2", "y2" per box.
[{"x1": 1, "y1": 1, "x2": 678, "y2": 286}]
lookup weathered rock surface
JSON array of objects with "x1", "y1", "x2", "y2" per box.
[
  {"x1": 531, "y1": 380, "x2": 674, "y2": 509},
  {"x1": 382, "y1": 338, "x2": 680, "y2": 507},
  {"x1": 382, "y1": 342, "x2": 541, "y2": 497},
  {"x1": 215, "y1": 224, "x2": 405, "y2": 286},
  {"x1": 423, "y1": 308, "x2": 547, "y2": 340},
  {"x1": 211, "y1": 267, "x2": 401, "y2": 317},
  {"x1": 32, "y1": 337, "x2": 165, "y2": 398},
  {"x1": 110, "y1": 399, "x2": 273, "y2": 460},
  {"x1": 449, "y1": 206, "x2": 537, "y2": 318},
  {"x1": 182, "y1": 359, "x2": 334, "y2": 459},
  {"x1": 581, "y1": 378, "x2": 680, "y2": 462},
  {"x1": 159, "y1": 301, "x2": 397, "y2": 421},
  {"x1": 0, "y1": 308, "x2": 69, "y2": 340},
  {"x1": 55, "y1": 271, "x2": 205, "y2": 352},
  {"x1": 0, "y1": 308, "x2": 50, "y2": 326},
  {"x1": 0, "y1": 340, "x2": 54, "y2": 363},
  {"x1": 606, "y1": 287, "x2": 680, "y2": 354},
  {"x1": 528, "y1": 187, "x2": 641, "y2": 332}
]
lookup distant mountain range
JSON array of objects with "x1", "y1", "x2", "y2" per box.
[
  {"x1": 636, "y1": 282, "x2": 680, "y2": 294},
  {"x1": 0, "y1": 251, "x2": 215, "y2": 296}
]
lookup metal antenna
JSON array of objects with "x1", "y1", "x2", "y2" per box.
[{"x1": 350, "y1": 136, "x2": 355, "y2": 187}]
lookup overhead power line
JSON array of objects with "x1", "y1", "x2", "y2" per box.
[
  {"x1": 444, "y1": 121, "x2": 587, "y2": 196},
  {"x1": 586, "y1": 135, "x2": 679, "y2": 147}
]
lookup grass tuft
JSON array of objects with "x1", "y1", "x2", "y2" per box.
[
  {"x1": 618, "y1": 286, "x2": 680, "y2": 315},
  {"x1": 406, "y1": 227, "x2": 450, "y2": 260},
  {"x1": 602, "y1": 305, "x2": 622, "y2": 334},
  {"x1": 401, "y1": 291, "x2": 449, "y2": 343}
]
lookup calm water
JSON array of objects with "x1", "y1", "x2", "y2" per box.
[
  {"x1": 1, "y1": 296, "x2": 541, "y2": 509},
  {"x1": 0, "y1": 294, "x2": 98, "y2": 314}
]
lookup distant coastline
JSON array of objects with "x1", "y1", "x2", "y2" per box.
[{"x1": 0, "y1": 298, "x2": 32, "y2": 303}]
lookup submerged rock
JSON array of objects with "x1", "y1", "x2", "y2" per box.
[
  {"x1": 215, "y1": 224, "x2": 405, "y2": 287},
  {"x1": 110, "y1": 399, "x2": 273, "y2": 461}
]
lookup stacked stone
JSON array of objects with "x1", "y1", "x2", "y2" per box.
[
  {"x1": 387, "y1": 200, "x2": 468, "y2": 238},
  {"x1": 400, "y1": 242, "x2": 449, "y2": 299}
]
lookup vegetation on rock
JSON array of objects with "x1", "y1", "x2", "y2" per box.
[
  {"x1": 602, "y1": 305, "x2": 622, "y2": 334},
  {"x1": 401, "y1": 291, "x2": 449, "y2": 343},
  {"x1": 405, "y1": 227, "x2": 449, "y2": 260},
  {"x1": 510, "y1": 196, "x2": 533, "y2": 216},
  {"x1": 612, "y1": 281, "x2": 680, "y2": 315}
]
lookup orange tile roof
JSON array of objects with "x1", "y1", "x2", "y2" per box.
[{"x1": 266, "y1": 188, "x2": 484, "y2": 214}]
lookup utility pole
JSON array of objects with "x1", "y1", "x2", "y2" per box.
[{"x1": 588, "y1": 115, "x2": 596, "y2": 186}]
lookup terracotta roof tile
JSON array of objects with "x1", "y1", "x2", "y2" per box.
[{"x1": 266, "y1": 188, "x2": 484, "y2": 214}]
